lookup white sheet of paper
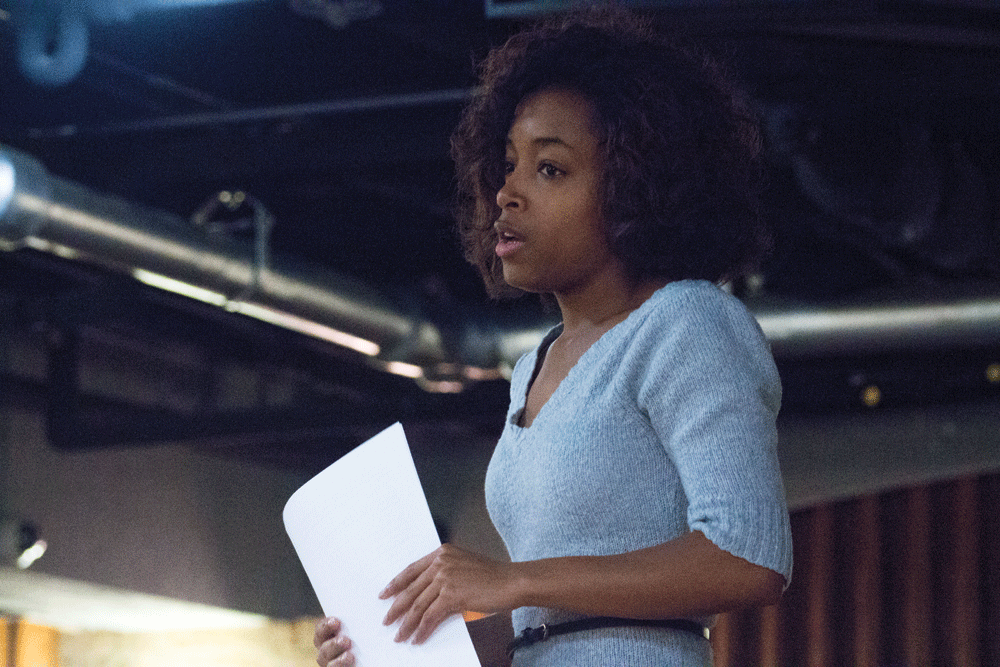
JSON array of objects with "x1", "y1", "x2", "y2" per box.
[{"x1": 283, "y1": 422, "x2": 481, "y2": 667}]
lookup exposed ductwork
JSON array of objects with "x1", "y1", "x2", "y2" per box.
[
  {"x1": 2, "y1": 143, "x2": 1000, "y2": 396},
  {"x1": 0, "y1": 144, "x2": 547, "y2": 393}
]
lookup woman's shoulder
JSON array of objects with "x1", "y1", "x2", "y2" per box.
[
  {"x1": 636, "y1": 279, "x2": 758, "y2": 335},
  {"x1": 630, "y1": 280, "x2": 781, "y2": 408},
  {"x1": 627, "y1": 279, "x2": 774, "y2": 374},
  {"x1": 647, "y1": 278, "x2": 743, "y2": 311}
]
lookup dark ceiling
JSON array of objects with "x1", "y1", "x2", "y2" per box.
[{"x1": 2, "y1": 0, "x2": 999, "y2": 472}]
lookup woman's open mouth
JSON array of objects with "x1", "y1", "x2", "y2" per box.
[
  {"x1": 495, "y1": 222, "x2": 524, "y2": 258},
  {"x1": 496, "y1": 231, "x2": 524, "y2": 258}
]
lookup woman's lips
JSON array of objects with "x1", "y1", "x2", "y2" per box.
[
  {"x1": 494, "y1": 222, "x2": 525, "y2": 258},
  {"x1": 496, "y1": 234, "x2": 524, "y2": 258}
]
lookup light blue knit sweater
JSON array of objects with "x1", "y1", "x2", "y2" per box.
[{"x1": 484, "y1": 280, "x2": 793, "y2": 666}]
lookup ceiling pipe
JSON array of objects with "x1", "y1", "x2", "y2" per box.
[
  {"x1": 752, "y1": 295, "x2": 1000, "y2": 358},
  {"x1": 0, "y1": 144, "x2": 527, "y2": 391},
  {"x1": 27, "y1": 88, "x2": 476, "y2": 139},
  {"x1": 2, "y1": 143, "x2": 1000, "y2": 393}
]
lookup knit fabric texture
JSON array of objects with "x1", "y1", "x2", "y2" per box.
[{"x1": 484, "y1": 279, "x2": 793, "y2": 666}]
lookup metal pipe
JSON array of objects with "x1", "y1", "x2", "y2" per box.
[
  {"x1": 1, "y1": 145, "x2": 450, "y2": 370},
  {"x1": 753, "y1": 295, "x2": 1000, "y2": 358},
  {"x1": 27, "y1": 88, "x2": 476, "y2": 138},
  {"x1": 3, "y1": 144, "x2": 1000, "y2": 393}
]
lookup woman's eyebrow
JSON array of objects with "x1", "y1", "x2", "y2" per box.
[
  {"x1": 534, "y1": 136, "x2": 571, "y2": 149},
  {"x1": 506, "y1": 135, "x2": 576, "y2": 152}
]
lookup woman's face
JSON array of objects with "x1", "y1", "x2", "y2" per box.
[{"x1": 495, "y1": 87, "x2": 622, "y2": 296}]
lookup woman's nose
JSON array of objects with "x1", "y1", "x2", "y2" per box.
[{"x1": 496, "y1": 174, "x2": 522, "y2": 209}]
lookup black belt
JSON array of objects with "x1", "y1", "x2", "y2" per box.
[{"x1": 507, "y1": 616, "x2": 709, "y2": 658}]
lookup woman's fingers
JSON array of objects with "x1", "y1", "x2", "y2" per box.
[
  {"x1": 314, "y1": 617, "x2": 355, "y2": 667},
  {"x1": 318, "y1": 638, "x2": 355, "y2": 667},
  {"x1": 382, "y1": 561, "x2": 434, "y2": 641},
  {"x1": 314, "y1": 616, "x2": 340, "y2": 648},
  {"x1": 394, "y1": 573, "x2": 445, "y2": 642},
  {"x1": 380, "y1": 549, "x2": 436, "y2": 600},
  {"x1": 411, "y1": 593, "x2": 455, "y2": 645}
]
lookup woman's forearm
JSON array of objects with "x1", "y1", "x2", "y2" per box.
[
  {"x1": 510, "y1": 530, "x2": 784, "y2": 620},
  {"x1": 380, "y1": 531, "x2": 784, "y2": 645}
]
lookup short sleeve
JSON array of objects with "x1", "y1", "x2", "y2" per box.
[{"x1": 637, "y1": 287, "x2": 793, "y2": 586}]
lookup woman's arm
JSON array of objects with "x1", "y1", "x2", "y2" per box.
[
  {"x1": 514, "y1": 530, "x2": 783, "y2": 618},
  {"x1": 381, "y1": 530, "x2": 784, "y2": 645}
]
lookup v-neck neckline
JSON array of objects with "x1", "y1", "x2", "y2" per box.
[
  {"x1": 516, "y1": 324, "x2": 562, "y2": 427},
  {"x1": 511, "y1": 286, "x2": 663, "y2": 429}
]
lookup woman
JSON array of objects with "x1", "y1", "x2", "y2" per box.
[{"x1": 316, "y1": 9, "x2": 792, "y2": 666}]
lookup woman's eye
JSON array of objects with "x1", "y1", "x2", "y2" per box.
[
  {"x1": 503, "y1": 161, "x2": 515, "y2": 175},
  {"x1": 539, "y1": 163, "x2": 563, "y2": 178}
]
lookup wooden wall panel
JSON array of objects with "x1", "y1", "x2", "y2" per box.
[
  {"x1": 947, "y1": 477, "x2": 980, "y2": 667},
  {"x1": 851, "y1": 494, "x2": 881, "y2": 667},
  {"x1": 983, "y1": 474, "x2": 1000, "y2": 667},
  {"x1": 902, "y1": 485, "x2": 932, "y2": 666},
  {"x1": 805, "y1": 505, "x2": 834, "y2": 667},
  {"x1": 714, "y1": 471, "x2": 999, "y2": 666}
]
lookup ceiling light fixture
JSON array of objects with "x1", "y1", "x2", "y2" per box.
[{"x1": 1, "y1": 518, "x2": 46, "y2": 570}]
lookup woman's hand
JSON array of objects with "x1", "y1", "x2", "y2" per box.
[
  {"x1": 380, "y1": 544, "x2": 518, "y2": 645},
  {"x1": 314, "y1": 617, "x2": 355, "y2": 667}
]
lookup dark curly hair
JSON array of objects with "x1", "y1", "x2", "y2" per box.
[{"x1": 451, "y1": 8, "x2": 770, "y2": 298}]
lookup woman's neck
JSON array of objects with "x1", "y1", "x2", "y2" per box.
[{"x1": 554, "y1": 276, "x2": 667, "y2": 336}]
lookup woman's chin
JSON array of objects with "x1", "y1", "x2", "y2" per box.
[{"x1": 502, "y1": 276, "x2": 544, "y2": 294}]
